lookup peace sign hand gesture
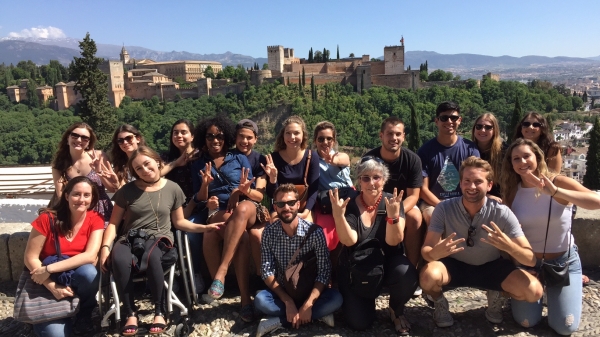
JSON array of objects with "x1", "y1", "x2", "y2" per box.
[
  {"x1": 384, "y1": 188, "x2": 404, "y2": 219},
  {"x1": 238, "y1": 167, "x2": 255, "y2": 196},
  {"x1": 260, "y1": 154, "x2": 278, "y2": 184},
  {"x1": 96, "y1": 160, "x2": 120, "y2": 190},
  {"x1": 329, "y1": 188, "x2": 351, "y2": 218},
  {"x1": 199, "y1": 162, "x2": 214, "y2": 186},
  {"x1": 430, "y1": 233, "x2": 466, "y2": 261}
]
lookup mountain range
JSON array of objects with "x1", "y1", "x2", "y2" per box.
[{"x1": 1, "y1": 37, "x2": 599, "y2": 71}]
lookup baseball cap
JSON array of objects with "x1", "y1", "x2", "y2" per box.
[{"x1": 236, "y1": 119, "x2": 258, "y2": 135}]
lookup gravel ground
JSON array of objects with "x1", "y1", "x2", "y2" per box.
[{"x1": 1, "y1": 269, "x2": 599, "y2": 337}]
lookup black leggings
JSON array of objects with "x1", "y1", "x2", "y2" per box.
[
  {"x1": 339, "y1": 253, "x2": 418, "y2": 331},
  {"x1": 111, "y1": 240, "x2": 165, "y2": 316}
]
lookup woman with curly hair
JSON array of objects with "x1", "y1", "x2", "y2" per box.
[
  {"x1": 108, "y1": 124, "x2": 147, "y2": 189},
  {"x1": 471, "y1": 113, "x2": 506, "y2": 200},
  {"x1": 512, "y1": 112, "x2": 562, "y2": 173},
  {"x1": 51, "y1": 122, "x2": 114, "y2": 223}
]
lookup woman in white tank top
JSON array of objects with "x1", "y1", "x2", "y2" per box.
[{"x1": 500, "y1": 138, "x2": 600, "y2": 335}]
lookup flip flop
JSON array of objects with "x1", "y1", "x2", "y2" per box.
[
  {"x1": 149, "y1": 313, "x2": 167, "y2": 335},
  {"x1": 208, "y1": 279, "x2": 225, "y2": 299},
  {"x1": 121, "y1": 313, "x2": 139, "y2": 336}
]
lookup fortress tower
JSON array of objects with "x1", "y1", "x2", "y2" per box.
[
  {"x1": 120, "y1": 45, "x2": 130, "y2": 64},
  {"x1": 267, "y1": 45, "x2": 284, "y2": 75},
  {"x1": 384, "y1": 45, "x2": 404, "y2": 75}
]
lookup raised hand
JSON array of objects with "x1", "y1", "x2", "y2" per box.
[
  {"x1": 384, "y1": 188, "x2": 404, "y2": 219},
  {"x1": 96, "y1": 160, "x2": 120, "y2": 190},
  {"x1": 329, "y1": 188, "x2": 351, "y2": 217},
  {"x1": 318, "y1": 146, "x2": 334, "y2": 163},
  {"x1": 521, "y1": 171, "x2": 558, "y2": 196},
  {"x1": 430, "y1": 233, "x2": 465, "y2": 260},
  {"x1": 199, "y1": 162, "x2": 214, "y2": 186},
  {"x1": 260, "y1": 154, "x2": 278, "y2": 184},
  {"x1": 88, "y1": 149, "x2": 101, "y2": 172},
  {"x1": 480, "y1": 221, "x2": 515, "y2": 253},
  {"x1": 238, "y1": 167, "x2": 255, "y2": 196}
]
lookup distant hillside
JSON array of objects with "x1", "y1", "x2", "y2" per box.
[{"x1": 0, "y1": 38, "x2": 267, "y2": 68}]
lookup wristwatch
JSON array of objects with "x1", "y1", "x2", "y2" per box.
[{"x1": 386, "y1": 216, "x2": 399, "y2": 225}]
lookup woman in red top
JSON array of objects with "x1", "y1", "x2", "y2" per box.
[{"x1": 24, "y1": 176, "x2": 105, "y2": 337}]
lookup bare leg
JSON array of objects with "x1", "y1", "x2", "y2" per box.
[
  {"x1": 233, "y1": 232, "x2": 252, "y2": 306},
  {"x1": 248, "y1": 223, "x2": 266, "y2": 275},
  {"x1": 203, "y1": 230, "x2": 223, "y2": 279},
  {"x1": 419, "y1": 261, "x2": 451, "y2": 300},
  {"x1": 501, "y1": 269, "x2": 543, "y2": 302},
  {"x1": 403, "y1": 207, "x2": 424, "y2": 268}
]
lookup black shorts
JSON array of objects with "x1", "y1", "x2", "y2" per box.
[{"x1": 440, "y1": 257, "x2": 517, "y2": 292}]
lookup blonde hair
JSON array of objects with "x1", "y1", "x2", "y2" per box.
[
  {"x1": 274, "y1": 116, "x2": 309, "y2": 152},
  {"x1": 459, "y1": 156, "x2": 494, "y2": 182},
  {"x1": 472, "y1": 113, "x2": 503, "y2": 181}
]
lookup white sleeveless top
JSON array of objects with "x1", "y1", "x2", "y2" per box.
[{"x1": 511, "y1": 183, "x2": 573, "y2": 253}]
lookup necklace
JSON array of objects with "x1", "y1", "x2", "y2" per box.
[
  {"x1": 72, "y1": 162, "x2": 81, "y2": 174},
  {"x1": 146, "y1": 189, "x2": 161, "y2": 231},
  {"x1": 360, "y1": 192, "x2": 383, "y2": 212}
]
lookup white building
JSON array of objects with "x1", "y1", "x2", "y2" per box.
[{"x1": 554, "y1": 122, "x2": 592, "y2": 141}]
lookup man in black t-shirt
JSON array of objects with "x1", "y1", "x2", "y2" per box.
[{"x1": 364, "y1": 117, "x2": 424, "y2": 269}]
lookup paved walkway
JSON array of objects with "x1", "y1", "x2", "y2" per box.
[{"x1": 0, "y1": 269, "x2": 599, "y2": 336}]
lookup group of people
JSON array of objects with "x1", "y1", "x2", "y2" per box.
[{"x1": 21, "y1": 100, "x2": 599, "y2": 337}]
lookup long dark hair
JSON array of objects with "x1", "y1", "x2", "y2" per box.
[
  {"x1": 167, "y1": 119, "x2": 195, "y2": 162},
  {"x1": 110, "y1": 124, "x2": 147, "y2": 182},
  {"x1": 39, "y1": 176, "x2": 99, "y2": 237},
  {"x1": 52, "y1": 122, "x2": 97, "y2": 175},
  {"x1": 193, "y1": 115, "x2": 236, "y2": 154},
  {"x1": 512, "y1": 112, "x2": 556, "y2": 155}
]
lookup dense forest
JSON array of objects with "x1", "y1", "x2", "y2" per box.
[{"x1": 0, "y1": 77, "x2": 592, "y2": 165}]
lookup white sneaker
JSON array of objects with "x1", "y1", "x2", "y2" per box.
[
  {"x1": 256, "y1": 316, "x2": 282, "y2": 337},
  {"x1": 433, "y1": 294, "x2": 454, "y2": 327},
  {"x1": 319, "y1": 313, "x2": 335, "y2": 327},
  {"x1": 413, "y1": 286, "x2": 423, "y2": 296},
  {"x1": 485, "y1": 290, "x2": 504, "y2": 324}
]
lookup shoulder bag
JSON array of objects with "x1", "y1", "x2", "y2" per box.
[
  {"x1": 294, "y1": 150, "x2": 312, "y2": 212},
  {"x1": 318, "y1": 187, "x2": 357, "y2": 214},
  {"x1": 283, "y1": 224, "x2": 319, "y2": 303},
  {"x1": 13, "y1": 214, "x2": 80, "y2": 324},
  {"x1": 537, "y1": 195, "x2": 571, "y2": 287}
]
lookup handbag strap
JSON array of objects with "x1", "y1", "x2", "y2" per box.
[
  {"x1": 302, "y1": 150, "x2": 311, "y2": 186},
  {"x1": 365, "y1": 200, "x2": 387, "y2": 242},
  {"x1": 541, "y1": 178, "x2": 571, "y2": 263},
  {"x1": 49, "y1": 214, "x2": 62, "y2": 258},
  {"x1": 286, "y1": 224, "x2": 318, "y2": 269}
]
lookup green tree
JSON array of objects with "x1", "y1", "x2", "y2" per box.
[
  {"x1": 314, "y1": 50, "x2": 323, "y2": 63},
  {"x1": 262, "y1": 63, "x2": 269, "y2": 70},
  {"x1": 583, "y1": 117, "x2": 600, "y2": 190},
  {"x1": 311, "y1": 75, "x2": 316, "y2": 100},
  {"x1": 337, "y1": 45, "x2": 339, "y2": 60},
  {"x1": 349, "y1": 53, "x2": 355, "y2": 58},
  {"x1": 71, "y1": 32, "x2": 117, "y2": 146},
  {"x1": 204, "y1": 65, "x2": 215, "y2": 79},
  {"x1": 302, "y1": 67, "x2": 306, "y2": 86},
  {"x1": 26, "y1": 79, "x2": 40, "y2": 108},
  {"x1": 419, "y1": 70, "x2": 428, "y2": 81},
  {"x1": 582, "y1": 91, "x2": 588, "y2": 103},
  {"x1": 428, "y1": 69, "x2": 453, "y2": 81},
  {"x1": 508, "y1": 95, "x2": 523, "y2": 143},
  {"x1": 408, "y1": 102, "x2": 421, "y2": 152},
  {"x1": 308, "y1": 48, "x2": 313, "y2": 63}
]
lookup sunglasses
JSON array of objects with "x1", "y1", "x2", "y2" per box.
[
  {"x1": 360, "y1": 155, "x2": 386, "y2": 165},
  {"x1": 521, "y1": 122, "x2": 542, "y2": 128},
  {"x1": 475, "y1": 124, "x2": 494, "y2": 131},
  {"x1": 317, "y1": 136, "x2": 334, "y2": 143},
  {"x1": 206, "y1": 133, "x2": 225, "y2": 141},
  {"x1": 117, "y1": 135, "x2": 136, "y2": 145},
  {"x1": 359, "y1": 175, "x2": 383, "y2": 183},
  {"x1": 466, "y1": 225, "x2": 476, "y2": 247},
  {"x1": 274, "y1": 200, "x2": 298, "y2": 208},
  {"x1": 70, "y1": 132, "x2": 90, "y2": 142},
  {"x1": 438, "y1": 115, "x2": 460, "y2": 122}
]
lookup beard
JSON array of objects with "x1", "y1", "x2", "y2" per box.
[{"x1": 278, "y1": 209, "x2": 298, "y2": 224}]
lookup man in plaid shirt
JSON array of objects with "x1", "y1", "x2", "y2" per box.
[{"x1": 254, "y1": 184, "x2": 342, "y2": 337}]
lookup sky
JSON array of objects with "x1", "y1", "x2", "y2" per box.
[{"x1": 1, "y1": 0, "x2": 599, "y2": 59}]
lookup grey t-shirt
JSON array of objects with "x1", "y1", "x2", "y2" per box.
[
  {"x1": 429, "y1": 197, "x2": 524, "y2": 265},
  {"x1": 113, "y1": 180, "x2": 185, "y2": 243}
]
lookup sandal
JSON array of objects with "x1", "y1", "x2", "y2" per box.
[
  {"x1": 149, "y1": 313, "x2": 167, "y2": 335},
  {"x1": 121, "y1": 313, "x2": 139, "y2": 336},
  {"x1": 208, "y1": 279, "x2": 225, "y2": 299},
  {"x1": 388, "y1": 307, "x2": 411, "y2": 336},
  {"x1": 240, "y1": 303, "x2": 255, "y2": 323}
]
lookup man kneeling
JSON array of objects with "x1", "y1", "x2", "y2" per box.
[
  {"x1": 255, "y1": 184, "x2": 342, "y2": 336},
  {"x1": 420, "y1": 157, "x2": 543, "y2": 327}
]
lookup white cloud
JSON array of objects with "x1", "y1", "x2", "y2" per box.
[{"x1": 8, "y1": 26, "x2": 66, "y2": 39}]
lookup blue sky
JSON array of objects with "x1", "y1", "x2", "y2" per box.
[{"x1": 1, "y1": 0, "x2": 598, "y2": 58}]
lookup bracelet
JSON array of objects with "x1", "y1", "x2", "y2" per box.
[
  {"x1": 45, "y1": 265, "x2": 50, "y2": 274},
  {"x1": 101, "y1": 244, "x2": 111, "y2": 251},
  {"x1": 552, "y1": 187, "x2": 559, "y2": 197},
  {"x1": 386, "y1": 216, "x2": 400, "y2": 225}
]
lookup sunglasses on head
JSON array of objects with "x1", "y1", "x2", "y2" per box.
[
  {"x1": 438, "y1": 115, "x2": 460, "y2": 122},
  {"x1": 360, "y1": 155, "x2": 385, "y2": 165},
  {"x1": 521, "y1": 122, "x2": 542, "y2": 128},
  {"x1": 274, "y1": 200, "x2": 298, "y2": 208},
  {"x1": 466, "y1": 225, "x2": 476, "y2": 247},
  {"x1": 359, "y1": 175, "x2": 382, "y2": 183},
  {"x1": 317, "y1": 136, "x2": 334, "y2": 143},
  {"x1": 117, "y1": 135, "x2": 135, "y2": 144},
  {"x1": 206, "y1": 133, "x2": 225, "y2": 141},
  {"x1": 70, "y1": 132, "x2": 90, "y2": 142},
  {"x1": 475, "y1": 124, "x2": 494, "y2": 131}
]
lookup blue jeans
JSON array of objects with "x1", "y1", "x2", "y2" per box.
[
  {"x1": 512, "y1": 245, "x2": 582, "y2": 335},
  {"x1": 254, "y1": 288, "x2": 343, "y2": 327},
  {"x1": 33, "y1": 263, "x2": 99, "y2": 337}
]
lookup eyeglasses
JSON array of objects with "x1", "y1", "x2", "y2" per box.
[
  {"x1": 206, "y1": 133, "x2": 225, "y2": 141},
  {"x1": 360, "y1": 155, "x2": 385, "y2": 165},
  {"x1": 438, "y1": 115, "x2": 460, "y2": 122},
  {"x1": 466, "y1": 225, "x2": 476, "y2": 247},
  {"x1": 317, "y1": 136, "x2": 334, "y2": 143},
  {"x1": 475, "y1": 124, "x2": 494, "y2": 131},
  {"x1": 117, "y1": 135, "x2": 135, "y2": 145},
  {"x1": 70, "y1": 132, "x2": 90, "y2": 142},
  {"x1": 359, "y1": 175, "x2": 383, "y2": 183},
  {"x1": 274, "y1": 200, "x2": 298, "y2": 208},
  {"x1": 521, "y1": 122, "x2": 542, "y2": 128}
]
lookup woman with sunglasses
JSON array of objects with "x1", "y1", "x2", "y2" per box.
[
  {"x1": 500, "y1": 138, "x2": 600, "y2": 335},
  {"x1": 312, "y1": 121, "x2": 353, "y2": 253},
  {"x1": 471, "y1": 113, "x2": 506, "y2": 200},
  {"x1": 329, "y1": 157, "x2": 418, "y2": 335},
  {"x1": 51, "y1": 122, "x2": 114, "y2": 224},
  {"x1": 513, "y1": 112, "x2": 562, "y2": 173},
  {"x1": 108, "y1": 124, "x2": 147, "y2": 189},
  {"x1": 263, "y1": 115, "x2": 320, "y2": 222},
  {"x1": 185, "y1": 115, "x2": 259, "y2": 321}
]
